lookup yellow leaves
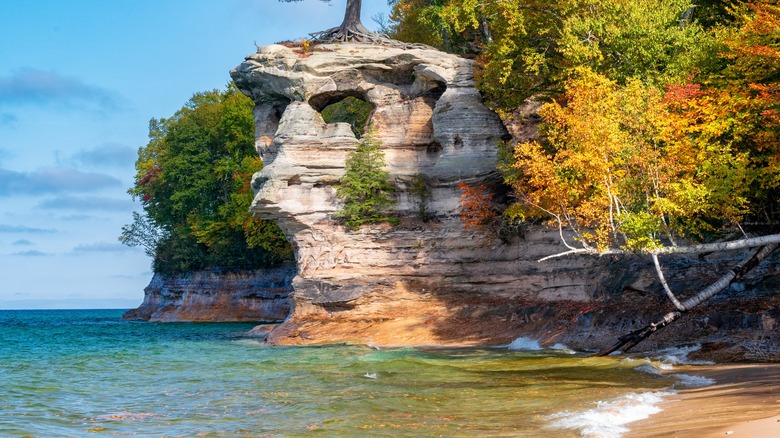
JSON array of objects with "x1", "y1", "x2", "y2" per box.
[
  {"x1": 440, "y1": 0, "x2": 482, "y2": 33},
  {"x1": 508, "y1": 68, "x2": 750, "y2": 251}
]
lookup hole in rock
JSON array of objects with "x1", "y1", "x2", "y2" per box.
[
  {"x1": 310, "y1": 92, "x2": 374, "y2": 138},
  {"x1": 426, "y1": 142, "x2": 443, "y2": 156},
  {"x1": 453, "y1": 135, "x2": 464, "y2": 149},
  {"x1": 287, "y1": 175, "x2": 302, "y2": 186},
  {"x1": 423, "y1": 81, "x2": 447, "y2": 101}
]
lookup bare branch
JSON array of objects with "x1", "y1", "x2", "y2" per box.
[
  {"x1": 538, "y1": 248, "x2": 596, "y2": 262},
  {"x1": 652, "y1": 253, "x2": 686, "y2": 311},
  {"x1": 540, "y1": 233, "x2": 780, "y2": 261},
  {"x1": 652, "y1": 233, "x2": 780, "y2": 255},
  {"x1": 681, "y1": 243, "x2": 778, "y2": 309}
]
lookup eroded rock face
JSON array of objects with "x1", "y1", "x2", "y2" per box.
[
  {"x1": 231, "y1": 43, "x2": 780, "y2": 360},
  {"x1": 122, "y1": 267, "x2": 294, "y2": 322}
]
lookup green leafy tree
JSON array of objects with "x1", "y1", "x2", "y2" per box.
[
  {"x1": 386, "y1": 0, "x2": 477, "y2": 54},
  {"x1": 405, "y1": 0, "x2": 717, "y2": 110},
  {"x1": 320, "y1": 96, "x2": 374, "y2": 138},
  {"x1": 122, "y1": 84, "x2": 291, "y2": 275},
  {"x1": 336, "y1": 130, "x2": 397, "y2": 229}
]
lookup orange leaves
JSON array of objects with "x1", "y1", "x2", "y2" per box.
[
  {"x1": 506, "y1": 68, "x2": 748, "y2": 250},
  {"x1": 663, "y1": 82, "x2": 703, "y2": 106},
  {"x1": 723, "y1": 1, "x2": 780, "y2": 80},
  {"x1": 458, "y1": 182, "x2": 498, "y2": 230}
]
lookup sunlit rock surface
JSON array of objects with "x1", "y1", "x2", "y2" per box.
[{"x1": 122, "y1": 267, "x2": 294, "y2": 322}]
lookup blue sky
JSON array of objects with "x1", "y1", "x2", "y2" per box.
[{"x1": 0, "y1": 0, "x2": 392, "y2": 309}]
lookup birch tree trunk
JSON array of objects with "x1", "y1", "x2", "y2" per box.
[{"x1": 596, "y1": 243, "x2": 779, "y2": 356}]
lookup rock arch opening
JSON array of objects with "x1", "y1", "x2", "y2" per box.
[{"x1": 310, "y1": 92, "x2": 374, "y2": 138}]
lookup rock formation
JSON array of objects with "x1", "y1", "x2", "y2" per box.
[
  {"x1": 122, "y1": 267, "x2": 294, "y2": 322},
  {"x1": 231, "y1": 43, "x2": 779, "y2": 361}
]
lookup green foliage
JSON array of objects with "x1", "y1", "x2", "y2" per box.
[
  {"x1": 386, "y1": 0, "x2": 476, "y2": 54},
  {"x1": 119, "y1": 211, "x2": 163, "y2": 258},
  {"x1": 122, "y1": 84, "x2": 292, "y2": 275},
  {"x1": 335, "y1": 131, "x2": 397, "y2": 229},
  {"x1": 387, "y1": 0, "x2": 719, "y2": 109},
  {"x1": 410, "y1": 173, "x2": 433, "y2": 222},
  {"x1": 385, "y1": 0, "x2": 780, "y2": 250},
  {"x1": 558, "y1": 0, "x2": 714, "y2": 85},
  {"x1": 320, "y1": 96, "x2": 374, "y2": 138}
]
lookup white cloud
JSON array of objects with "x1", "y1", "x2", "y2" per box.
[
  {"x1": 0, "y1": 166, "x2": 122, "y2": 196},
  {"x1": 0, "y1": 68, "x2": 128, "y2": 112},
  {"x1": 37, "y1": 195, "x2": 133, "y2": 212}
]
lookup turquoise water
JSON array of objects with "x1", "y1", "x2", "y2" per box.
[{"x1": 0, "y1": 310, "x2": 681, "y2": 437}]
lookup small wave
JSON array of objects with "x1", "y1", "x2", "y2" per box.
[
  {"x1": 672, "y1": 373, "x2": 716, "y2": 388},
  {"x1": 633, "y1": 363, "x2": 664, "y2": 377},
  {"x1": 549, "y1": 390, "x2": 675, "y2": 438},
  {"x1": 551, "y1": 343, "x2": 577, "y2": 354},
  {"x1": 506, "y1": 337, "x2": 575, "y2": 352},
  {"x1": 507, "y1": 337, "x2": 543, "y2": 351},
  {"x1": 653, "y1": 345, "x2": 714, "y2": 366},
  {"x1": 94, "y1": 412, "x2": 159, "y2": 421}
]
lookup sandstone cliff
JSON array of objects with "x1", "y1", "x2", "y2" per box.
[
  {"x1": 230, "y1": 43, "x2": 779, "y2": 361},
  {"x1": 122, "y1": 267, "x2": 294, "y2": 322}
]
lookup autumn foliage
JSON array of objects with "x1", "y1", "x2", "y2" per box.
[
  {"x1": 389, "y1": 0, "x2": 780, "y2": 250},
  {"x1": 458, "y1": 182, "x2": 497, "y2": 230}
]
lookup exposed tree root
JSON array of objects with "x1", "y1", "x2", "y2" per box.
[{"x1": 309, "y1": 25, "x2": 434, "y2": 50}]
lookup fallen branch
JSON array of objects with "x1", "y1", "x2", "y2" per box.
[
  {"x1": 596, "y1": 243, "x2": 778, "y2": 356},
  {"x1": 652, "y1": 253, "x2": 686, "y2": 311},
  {"x1": 538, "y1": 233, "x2": 780, "y2": 262}
]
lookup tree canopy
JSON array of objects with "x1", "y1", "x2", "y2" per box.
[
  {"x1": 389, "y1": 0, "x2": 780, "y2": 251},
  {"x1": 120, "y1": 85, "x2": 292, "y2": 275}
]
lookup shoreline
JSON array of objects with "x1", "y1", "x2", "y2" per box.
[{"x1": 626, "y1": 363, "x2": 780, "y2": 437}]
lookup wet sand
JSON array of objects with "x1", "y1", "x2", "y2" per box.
[{"x1": 627, "y1": 364, "x2": 780, "y2": 437}]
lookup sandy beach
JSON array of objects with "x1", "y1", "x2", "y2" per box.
[{"x1": 627, "y1": 364, "x2": 780, "y2": 437}]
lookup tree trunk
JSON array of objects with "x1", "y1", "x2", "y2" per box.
[
  {"x1": 309, "y1": 0, "x2": 423, "y2": 47},
  {"x1": 596, "y1": 243, "x2": 779, "y2": 356},
  {"x1": 341, "y1": 0, "x2": 363, "y2": 30},
  {"x1": 310, "y1": 0, "x2": 375, "y2": 42}
]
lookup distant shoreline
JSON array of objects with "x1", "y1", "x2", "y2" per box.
[{"x1": 626, "y1": 364, "x2": 780, "y2": 437}]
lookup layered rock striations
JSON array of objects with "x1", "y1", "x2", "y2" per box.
[
  {"x1": 122, "y1": 267, "x2": 295, "y2": 322},
  {"x1": 231, "y1": 43, "x2": 780, "y2": 360}
]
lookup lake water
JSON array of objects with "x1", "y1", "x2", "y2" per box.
[{"x1": 0, "y1": 309, "x2": 711, "y2": 437}]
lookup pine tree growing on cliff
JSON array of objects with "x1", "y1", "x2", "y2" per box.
[{"x1": 335, "y1": 130, "x2": 397, "y2": 230}]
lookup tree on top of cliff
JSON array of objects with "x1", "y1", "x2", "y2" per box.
[
  {"x1": 279, "y1": 0, "x2": 430, "y2": 47},
  {"x1": 279, "y1": 0, "x2": 375, "y2": 42}
]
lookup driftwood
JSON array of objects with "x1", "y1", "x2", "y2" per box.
[{"x1": 596, "y1": 243, "x2": 779, "y2": 356}]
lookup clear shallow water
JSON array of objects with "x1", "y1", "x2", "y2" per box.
[{"x1": 0, "y1": 310, "x2": 680, "y2": 437}]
